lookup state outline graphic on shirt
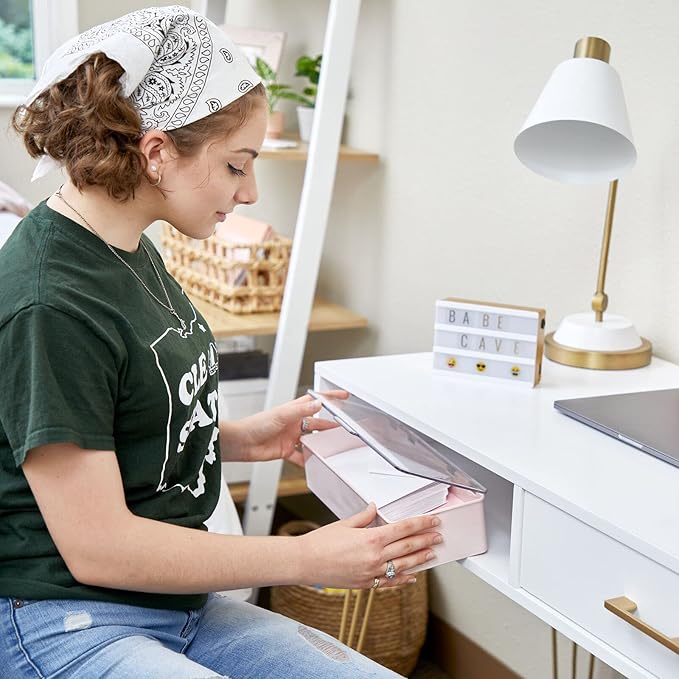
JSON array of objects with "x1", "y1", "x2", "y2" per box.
[{"x1": 149, "y1": 298, "x2": 220, "y2": 498}]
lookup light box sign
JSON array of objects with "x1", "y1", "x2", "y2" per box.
[{"x1": 433, "y1": 298, "x2": 546, "y2": 386}]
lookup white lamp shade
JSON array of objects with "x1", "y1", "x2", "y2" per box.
[{"x1": 515, "y1": 58, "x2": 636, "y2": 184}]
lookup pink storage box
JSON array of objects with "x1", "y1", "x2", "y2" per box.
[{"x1": 301, "y1": 425, "x2": 487, "y2": 573}]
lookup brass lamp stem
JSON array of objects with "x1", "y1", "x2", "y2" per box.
[
  {"x1": 574, "y1": 36, "x2": 611, "y2": 63},
  {"x1": 591, "y1": 179, "x2": 618, "y2": 322}
]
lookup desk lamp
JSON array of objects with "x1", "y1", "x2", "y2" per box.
[{"x1": 515, "y1": 37, "x2": 651, "y2": 369}]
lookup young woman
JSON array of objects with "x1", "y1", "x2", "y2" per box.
[{"x1": 0, "y1": 7, "x2": 442, "y2": 678}]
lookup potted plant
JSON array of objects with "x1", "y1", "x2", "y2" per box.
[
  {"x1": 293, "y1": 54, "x2": 321, "y2": 142},
  {"x1": 254, "y1": 57, "x2": 310, "y2": 139}
]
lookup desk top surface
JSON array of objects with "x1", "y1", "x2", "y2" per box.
[{"x1": 315, "y1": 352, "x2": 679, "y2": 574}]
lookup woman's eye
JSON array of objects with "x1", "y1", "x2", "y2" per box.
[{"x1": 228, "y1": 164, "x2": 246, "y2": 177}]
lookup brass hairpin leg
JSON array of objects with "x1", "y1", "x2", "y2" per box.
[
  {"x1": 571, "y1": 641, "x2": 577, "y2": 679},
  {"x1": 338, "y1": 589, "x2": 352, "y2": 644},
  {"x1": 347, "y1": 589, "x2": 364, "y2": 648},
  {"x1": 551, "y1": 627, "x2": 597, "y2": 679},
  {"x1": 356, "y1": 587, "x2": 376, "y2": 653},
  {"x1": 338, "y1": 586, "x2": 376, "y2": 653}
]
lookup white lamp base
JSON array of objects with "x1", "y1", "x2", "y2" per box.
[
  {"x1": 546, "y1": 312, "x2": 652, "y2": 370},
  {"x1": 554, "y1": 312, "x2": 642, "y2": 351}
]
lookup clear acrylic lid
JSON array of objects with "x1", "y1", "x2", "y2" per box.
[{"x1": 309, "y1": 390, "x2": 486, "y2": 494}]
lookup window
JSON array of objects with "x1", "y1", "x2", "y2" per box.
[
  {"x1": 0, "y1": 0, "x2": 78, "y2": 106},
  {"x1": 0, "y1": 0, "x2": 33, "y2": 79}
]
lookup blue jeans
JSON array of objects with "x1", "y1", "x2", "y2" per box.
[{"x1": 1, "y1": 594, "x2": 403, "y2": 678}]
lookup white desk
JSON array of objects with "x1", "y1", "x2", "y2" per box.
[{"x1": 314, "y1": 352, "x2": 679, "y2": 679}]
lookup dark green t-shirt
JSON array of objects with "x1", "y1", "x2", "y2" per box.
[{"x1": 0, "y1": 201, "x2": 221, "y2": 610}]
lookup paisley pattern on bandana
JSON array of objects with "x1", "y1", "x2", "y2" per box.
[
  {"x1": 66, "y1": 8, "x2": 213, "y2": 131},
  {"x1": 65, "y1": 8, "x2": 165, "y2": 55}
]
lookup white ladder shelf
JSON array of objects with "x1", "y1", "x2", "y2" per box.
[{"x1": 196, "y1": 0, "x2": 364, "y2": 536}]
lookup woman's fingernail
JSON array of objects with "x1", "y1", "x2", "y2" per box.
[
  {"x1": 426, "y1": 551, "x2": 435, "y2": 560},
  {"x1": 433, "y1": 535, "x2": 443, "y2": 544},
  {"x1": 408, "y1": 577, "x2": 417, "y2": 584},
  {"x1": 431, "y1": 517, "x2": 441, "y2": 527}
]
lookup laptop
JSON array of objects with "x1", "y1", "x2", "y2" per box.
[{"x1": 554, "y1": 388, "x2": 679, "y2": 469}]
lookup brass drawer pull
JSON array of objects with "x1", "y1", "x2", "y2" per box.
[{"x1": 604, "y1": 596, "x2": 679, "y2": 654}]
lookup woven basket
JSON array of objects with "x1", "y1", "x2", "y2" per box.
[
  {"x1": 161, "y1": 222, "x2": 292, "y2": 314},
  {"x1": 270, "y1": 521, "x2": 428, "y2": 676}
]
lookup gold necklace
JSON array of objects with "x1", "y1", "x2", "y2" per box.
[{"x1": 55, "y1": 187, "x2": 187, "y2": 330}]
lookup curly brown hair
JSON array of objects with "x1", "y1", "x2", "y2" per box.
[{"x1": 11, "y1": 53, "x2": 266, "y2": 201}]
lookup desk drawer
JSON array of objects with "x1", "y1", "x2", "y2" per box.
[{"x1": 520, "y1": 493, "x2": 679, "y2": 678}]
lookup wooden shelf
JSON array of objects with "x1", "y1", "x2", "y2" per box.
[
  {"x1": 259, "y1": 137, "x2": 379, "y2": 162},
  {"x1": 191, "y1": 296, "x2": 368, "y2": 339},
  {"x1": 228, "y1": 461, "x2": 309, "y2": 504}
]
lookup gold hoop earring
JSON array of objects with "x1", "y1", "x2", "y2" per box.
[{"x1": 151, "y1": 173, "x2": 162, "y2": 187}]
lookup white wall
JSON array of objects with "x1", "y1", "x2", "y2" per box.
[{"x1": 3, "y1": 1, "x2": 676, "y2": 676}]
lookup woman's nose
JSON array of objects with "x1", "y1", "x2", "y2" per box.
[{"x1": 235, "y1": 172, "x2": 258, "y2": 206}]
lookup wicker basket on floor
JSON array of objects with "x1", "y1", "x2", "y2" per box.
[
  {"x1": 161, "y1": 222, "x2": 292, "y2": 314},
  {"x1": 271, "y1": 521, "x2": 428, "y2": 676}
]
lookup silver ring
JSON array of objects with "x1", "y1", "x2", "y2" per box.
[
  {"x1": 371, "y1": 577, "x2": 380, "y2": 589},
  {"x1": 300, "y1": 417, "x2": 311, "y2": 433},
  {"x1": 385, "y1": 560, "x2": 396, "y2": 579}
]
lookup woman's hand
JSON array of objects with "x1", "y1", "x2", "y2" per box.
[
  {"x1": 298, "y1": 503, "x2": 443, "y2": 589},
  {"x1": 221, "y1": 390, "x2": 348, "y2": 466}
]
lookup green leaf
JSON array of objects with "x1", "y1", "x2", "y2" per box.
[
  {"x1": 294, "y1": 54, "x2": 322, "y2": 85},
  {"x1": 294, "y1": 55, "x2": 314, "y2": 74},
  {"x1": 277, "y1": 91, "x2": 315, "y2": 107},
  {"x1": 254, "y1": 56, "x2": 276, "y2": 82},
  {"x1": 267, "y1": 83, "x2": 293, "y2": 94},
  {"x1": 309, "y1": 56, "x2": 321, "y2": 84}
]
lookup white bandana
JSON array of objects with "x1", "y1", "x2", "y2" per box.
[{"x1": 27, "y1": 6, "x2": 261, "y2": 181}]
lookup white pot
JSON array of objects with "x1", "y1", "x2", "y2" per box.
[{"x1": 296, "y1": 105, "x2": 315, "y2": 143}]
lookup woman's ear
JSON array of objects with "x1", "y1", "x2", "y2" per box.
[{"x1": 138, "y1": 130, "x2": 172, "y2": 172}]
